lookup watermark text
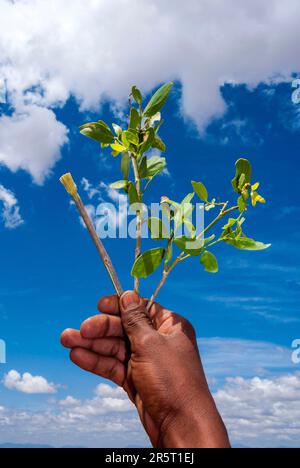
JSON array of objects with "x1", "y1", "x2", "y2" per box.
[
  {"x1": 0, "y1": 339, "x2": 6, "y2": 364},
  {"x1": 292, "y1": 79, "x2": 300, "y2": 105},
  {"x1": 292, "y1": 339, "x2": 300, "y2": 364}
]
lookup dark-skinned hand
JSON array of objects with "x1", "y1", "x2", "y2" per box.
[{"x1": 61, "y1": 291, "x2": 230, "y2": 448}]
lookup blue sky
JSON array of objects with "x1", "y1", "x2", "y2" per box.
[
  {"x1": 0, "y1": 80, "x2": 299, "y2": 448},
  {"x1": 0, "y1": 0, "x2": 300, "y2": 449}
]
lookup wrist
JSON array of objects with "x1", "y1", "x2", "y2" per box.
[{"x1": 160, "y1": 390, "x2": 231, "y2": 448}]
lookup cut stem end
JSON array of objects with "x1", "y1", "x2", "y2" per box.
[{"x1": 60, "y1": 173, "x2": 78, "y2": 198}]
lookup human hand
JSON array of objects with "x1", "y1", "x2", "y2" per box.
[{"x1": 61, "y1": 291, "x2": 230, "y2": 448}]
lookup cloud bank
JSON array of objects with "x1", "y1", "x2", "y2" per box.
[
  {"x1": 215, "y1": 373, "x2": 300, "y2": 448},
  {"x1": 1, "y1": 370, "x2": 300, "y2": 447},
  {"x1": 1, "y1": 0, "x2": 300, "y2": 184}
]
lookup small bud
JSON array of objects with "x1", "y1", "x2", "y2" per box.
[
  {"x1": 60, "y1": 173, "x2": 78, "y2": 198},
  {"x1": 160, "y1": 196, "x2": 170, "y2": 204}
]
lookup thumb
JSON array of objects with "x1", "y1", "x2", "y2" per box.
[{"x1": 120, "y1": 291, "x2": 154, "y2": 344}]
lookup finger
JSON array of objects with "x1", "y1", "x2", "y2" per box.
[
  {"x1": 120, "y1": 291, "x2": 156, "y2": 345},
  {"x1": 61, "y1": 329, "x2": 127, "y2": 362},
  {"x1": 81, "y1": 314, "x2": 124, "y2": 339},
  {"x1": 70, "y1": 348, "x2": 126, "y2": 387},
  {"x1": 92, "y1": 338, "x2": 127, "y2": 362},
  {"x1": 61, "y1": 328, "x2": 92, "y2": 349},
  {"x1": 147, "y1": 302, "x2": 174, "y2": 331},
  {"x1": 98, "y1": 295, "x2": 120, "y2": 316}
]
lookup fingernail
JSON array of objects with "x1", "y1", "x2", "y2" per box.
[{"x1": 121, "y1": 291, "x2": 140, "y2": 309}]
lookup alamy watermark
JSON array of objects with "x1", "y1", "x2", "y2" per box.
[
  {"x1": 93, "y1": 200, "x2": 205, "y2": 250},
  {"x1": 292, "y1": 339, "x2": 300, "y2": 365},
  {"x1": 0, "y1": 339, "x2": 6, "y2": 364},
  {"x1": 292, "y1": 79, "x2": 300, "y2": 105}
]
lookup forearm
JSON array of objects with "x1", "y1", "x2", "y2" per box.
[{"x1": 160, "y1": 391, "x2": 231, "y2": 449}]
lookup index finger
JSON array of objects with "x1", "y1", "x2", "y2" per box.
[
  {"x1": 81, "y1": 314, "x2": 124, "y2": 339},
  {"x1": 98, "y1": 295, "x2": 120, "y2": 315}
]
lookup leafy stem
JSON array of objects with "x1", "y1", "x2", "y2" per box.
[
  {"x1": 75, "y1": 82, "x2": 270, "y2": 316},
  {"x1": 131, "y1": 154, "x2": 143, "y2": 294},
  {"x1": 147, "y1": 204, "x2": 239, "y2": 310}
]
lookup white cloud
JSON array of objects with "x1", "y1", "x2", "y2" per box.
[
  {"x1": 214, "y1": 373, "x2": 300, "y2": 447},
  {"x1": 1, "y1": 371, "x2": 300, "y2": 448},
  {"x1": 58, "y1": 396, "x2": 80, "y2": 407},
  {"x1": 3, "y1": 370, "x2": 58, "y2": 394},
  {"x1": 0, "y1": 344, "x2": 299, "y2": 447},
  {"x1": 0, "y1": 382, "x2": 143, "y2": 448},
  {"x1": 81, "y1": 178, "x2": 102, "y2": 200},
  {"x1": 1, "y1": 0, "x2": 300, "y2": 134},
  {"x1": 0, "y1": 105, "x2": 68, "y2": 184},
  {"x1": 0, "y1": 185, "x2": 24, "y2": 229},
  {"x1": 0, "y1": 0, "x2": 299, "y2": 183}
]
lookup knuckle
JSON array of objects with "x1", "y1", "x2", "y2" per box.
[
  {"x1": 111, "y1": 340, "x2": 121, "y2": 358},
  {"x1": 108, "y1": 360, "x2": 119, "y2": 380},
  {"x1": 175, "y1": 315, "x2": 196, "y2": 338},
  {"x1": 124, "y1": 309, "x2": 148, "y2": 330}
]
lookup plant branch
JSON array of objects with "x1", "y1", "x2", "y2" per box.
[
  {"x1": 147, "y1": 204, "x2": 239, "y2": 308},
  {"x1": 200, "y1": 205, "x2": 238, "y2": 239},
  {"x1": 60, "y1": 173, "x2": 124, "y2": 297},
  {"x1": 147, "y1": 270, "x2": 169, "y2": 312},
  {"x1": 131, "y1": 154, "x2": 143, "y2": 294}
]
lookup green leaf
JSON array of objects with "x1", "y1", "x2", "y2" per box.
[
  {"x1": 121, "y1": 152, "x2": 130, "y2": 180},
  {"x1": 200, "y1": 251, "x2": 219, "y2": 273},
  {"x1": 204, "y1": 235, "x2": 216, "y2": 245},
  {"x1": 122, "y1": 130, "x2": 139, "y2": 148},
  {"x1": 152, "y1": 135, "x2": 166, "y2": 152},
  {"x1": 131, "y1": 248, "x2": 165, "y2": 278},
  {"x1": 143, "y1": 82, "x2": 174, "y2": 118},
  {"x1": 154, "y1": 119, "x2": 164, "y2": 134},
  {"x1": 128, "y1": 182, "x2": 139, "y2": 205},
  {"x1": 175, "y1": 236, "x2": 204, "y2": 256},
  {"x1": 139, "y1": 156, "x2": 166, "y2": 179},
  {"x1": 182, "y1": 219, "x2": 196, "y2": 237},
  {"x1": 238, "y1": 173, "x2": 246, "y2": 190},
  {"x1": 112, "y1": 124, "x2": 122, "y2": 137},
  {"x1": 192, "y1": 181, "x2": 208, "y2": 202},
  {"x1": 139, "y1": 128, "x2": 155, "y2": 155},
  {"x1": 111, "y1": 142, "x2": 127, "y2": 154},
  {"x1": 110, "y1": 180, "x2": 128, "y2": 190},
  {"x1": 232, "y1": 159, "x2": 252, "y2": 193},
  {"x1": 223, "y1": 218, "x2": 238, "y2": 230},
  {"x1": 132, "y1": 86, "x2": 143, "y2": 106},
  {"x1": 148, "y1": 217, "x2": 170, "y2": 240},
  {"x1": 238, "y1": 196, "x2": 246, "y2": 213},
  {"x1": 182, "y1": 193, "x2": 195, "y2": 204},
  {"x1": 80, "y1": 121, "x2": 114, "y2": 144},
  {"x1": 251, "y1": 192, "x2": 266, "y2": 207},
  {"x1": 174, "y1": 201, "x2": 194, "y2": 232},
  {"x1": 129, "y1": 108, "x2": 141, "y2": 130},
  {"x1": 225, "y1": 236, "x2": 271, "y2": 251}
]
